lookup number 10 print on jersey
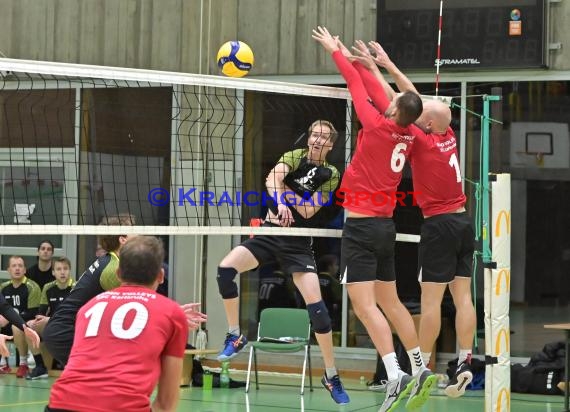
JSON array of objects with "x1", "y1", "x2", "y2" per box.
[{"x1": 85, "y1": 301, "x2": 149, "y2": 339}]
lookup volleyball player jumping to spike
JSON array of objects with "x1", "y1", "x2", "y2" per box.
[{"x1": 214, "y1": 120, "x2": 350, "y2": 405}]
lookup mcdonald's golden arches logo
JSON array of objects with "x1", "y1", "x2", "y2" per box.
[
  {"x1": 496, "y1": 387, "x2": 510, "y2": 412},
  {"x1": 495, "y1": 269, "x2": 511, "y2": 295},
  {"x1": 495, "y1": 328, "x2": 510, "y2": 355},
  {"x1": 495, "y1": 210, "x2": 511, "y2": 237}
]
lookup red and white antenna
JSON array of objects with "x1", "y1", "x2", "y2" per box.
[{"x1": 435, "y1": 0, "x2": 444, "y2": 96}]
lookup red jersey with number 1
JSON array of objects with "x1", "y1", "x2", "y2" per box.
[
  {"x1": 48, "y1": 285, "x2": 188, "y2": 412},
  {"x1": 409, "y1": 125, "x2": 466, "y2": 216},
  {"x1": 331, "y1": 50, "x2": 416, "y2": 217}
]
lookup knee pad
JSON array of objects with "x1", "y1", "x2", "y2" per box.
[
  {"x1": 307, "y1": 301, "x2": 331, "y2": 334},
  {"x1": 217, "y1": 267, "x2": 239, "y2": 299}
]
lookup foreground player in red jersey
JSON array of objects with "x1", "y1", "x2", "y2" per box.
[
  {"x1": 47, "y1": 236, "x2": 190, "y2": 412},
  {"x1": 362, "y1": 41, "x2": 477, "y2": 398},
  {"x1": 313, "y1": 27, "x2": 430, "y2": 412}
]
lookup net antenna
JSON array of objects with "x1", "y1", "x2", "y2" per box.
[{"x1": 435, "y1": 0, "x2": 444, "y2": 97}]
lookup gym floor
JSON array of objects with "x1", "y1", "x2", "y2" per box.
[{"x1": 0, "y1": 372, "x2": 565, "y2": 411}]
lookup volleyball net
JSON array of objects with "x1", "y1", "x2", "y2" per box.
[
  {"x1": 0, "y1": 58, "x2": 353, "y2": 237},
  {"x1": 0, "y1": 57, "x2": 464, "y2": 241}
]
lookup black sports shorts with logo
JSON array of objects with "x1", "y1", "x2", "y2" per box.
[
  {"x1": 418, "y1": 212, "x2": 474, "y2": 283},
  {"x1": 240, "y1": 223, "x2": 317, "y2": 274},
  {"x1": 340, "y1": 217, "x2": 396, "y2": 283}
]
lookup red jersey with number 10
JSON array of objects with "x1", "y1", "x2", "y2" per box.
[
  {"x1": 48, "y1": 285, "x2": 188, "y2": 412},
  {"x1": 409, "y1": 125, "x2": 466, "y2": 216}
]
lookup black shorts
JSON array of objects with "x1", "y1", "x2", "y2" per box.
[
  {"x1": 418, "y1": 212, "x2": 474, "y2": 283},
  {"x1": 42, "y1": 319, "x2": 74, "y2": 366},
  {"x1": 240, "y1": 223, "x2": 317, "y2": 274},
  {"x1": 340, "y1": 217, "x2": 396, "y2": 283},
  {"x1": 0, "y1": 325, "x2": 12, "y2": 336}
]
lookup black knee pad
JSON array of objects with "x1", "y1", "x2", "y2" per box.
[
  {"x1": 217, "y1": 266, "x2": 239, "y2": 299},
  {"x1": 307, "y1": 300, "x2": 331, "y2": 334}
]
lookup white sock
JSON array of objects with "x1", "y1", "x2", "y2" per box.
[
  {"x1": 325, "y1": 367, "x2": 338, "y2": 379},
  {"x1": 382, "y1": 352, "x2": 401, "y2": 381},
  {"x1": 421, "y1": 352, "x2": 432, "y2": 368},
  {"x1": 407, "y1": 346, "x2": 424, "y2": 375},
  {"x1": 458, "y1": 349, "x2": 472, "y2": 365},
  {"x1": 19, "y1": 356, "x2": 27, "y2": 366},
  {"x1": 0, "y1": 357, "x2": 6, "y2": 367},
  {"x1": 228, "y1": 326, "x2": 240, "y2": 336}
]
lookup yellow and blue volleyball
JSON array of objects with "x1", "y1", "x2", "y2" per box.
[{"x1": 216, "y1": 41, "x2": 254, "y2": 78}]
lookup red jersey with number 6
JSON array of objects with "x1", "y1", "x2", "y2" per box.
[
  {"x1": 409, "y1": 125, "x2": 466, "y2": 216},
  {"x1": 48, "y1": 285, "x2": 188, "y2": 412},
  {"x1": 331, "y1": 50, "x2": 416, "y2": 217}
]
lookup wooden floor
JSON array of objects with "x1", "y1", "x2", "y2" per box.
[{"x1": 0, "y1": 372, "x2": 566, "y2": 412}]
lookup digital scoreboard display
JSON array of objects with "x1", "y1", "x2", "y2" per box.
[{"x1": 377, "y1": 0, "x2": 545, "y2": 69}]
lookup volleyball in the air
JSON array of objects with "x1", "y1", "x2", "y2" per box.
[{"x1": 217, "y1": 41, "x2": 254, "y2": 78}]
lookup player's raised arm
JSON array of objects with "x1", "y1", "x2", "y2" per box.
[
  {"x1": 312, "y1": 26, "x2": 383, "y2": 130},
  {"x1": 368, "y1": 41, "x2": 418, "y2": 95},
  {"x1": 351, "y1": 40, "x2": 396, "y2": 103}
]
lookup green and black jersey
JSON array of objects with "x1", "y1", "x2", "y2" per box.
[
  {"x1": 43, "y1": 252, "x2": 120, "y2": 365},
  {"x1": 0, "y1": 277, "x2": 41, "y2": 322},
  {"x1": 0, "y1": 293, "x2": 25, "y2": 330},
  {"x1": 46, "y1": 252, "x2": 120, "y2": 331},
  {"x1": 39, "y1": 278, "x2": 76, "y2": 316},
  {"x1": 279, "y1": 149, "x2": 340, "y2": 201},
  {"x1": 274, "y1": 149, "x2": 342, "y2": 228}
]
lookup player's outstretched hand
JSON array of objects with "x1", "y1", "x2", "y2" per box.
[
  {"x1": 351, "y1": 41, "x2": 377, "y2": 71},
  {"x1": 311, "y1": 26, "x2": 340, "y2": 54},
  {"x1": 23, "y1": 325, "x2": 40, "y2": 349},
  {"x1": 0, "y1": 334, "x2": 13, "y2": 357},
  {"x1": 336, "y1": 38, "x2": 354, "y2": 61},
  {"x1": 368, "y1": 41, "x2": 392, "y2": 67},
  {"x1": 181, "y1": 303, "x2": 207, "y2": 331},
  {"x1": 353, "y1": 40, "x2": 371, "y2": 56}
]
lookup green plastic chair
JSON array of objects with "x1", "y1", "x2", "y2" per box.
[{"x1": 245, "y1": 308, "x2": 313, "y2": 394}]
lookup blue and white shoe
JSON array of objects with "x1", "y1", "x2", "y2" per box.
[
  {"x1": 321, "y1": 374, "x2": 350, "y2": 404},
  {"x1": 217, "y1": 333, "x2": 248, "y2": 361}
]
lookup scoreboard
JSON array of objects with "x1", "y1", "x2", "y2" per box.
[{"x1": 377, "y1": 0, "x2": 545, "y2": 69}]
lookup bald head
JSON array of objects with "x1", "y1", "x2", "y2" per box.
[{"x1": 415, "y1": 100, "x2": 452, "y2": 134}]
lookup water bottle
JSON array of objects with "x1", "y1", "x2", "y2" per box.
[
  {"x1": 8, "y1": 343, "x2": 16, "y2": 368},
  {"x1": 220, "y1": 361, "x2": 230, "y2": 388},
  {"x1": 202, "y1": 370, "x2": 213, "y2": 391}
]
